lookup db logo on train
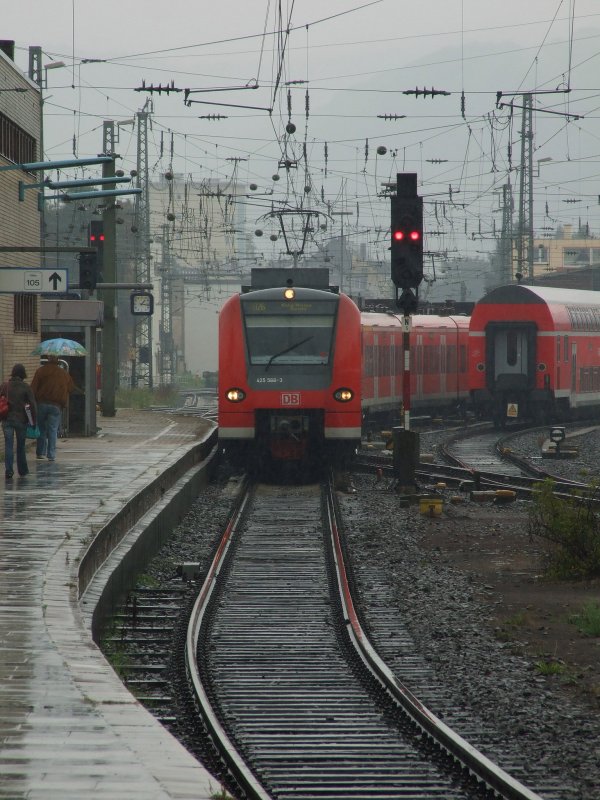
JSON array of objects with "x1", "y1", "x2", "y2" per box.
[{"x1": 281, "y1": 392, "x2": 301, "y2": 406}]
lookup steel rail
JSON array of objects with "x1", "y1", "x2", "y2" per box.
[
  {"x1": 324, "y1": 477, "x2": 544, "y2": 800},
  {"x1": 184, "y1": 478, "x2": 273, "y2": 800},
  {"x1": 356, "y1": 454, "x2": 593, "y2": 501}
]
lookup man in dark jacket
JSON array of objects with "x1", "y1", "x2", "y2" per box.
[
  {"x1": 1, "y1": 363, "x2": 37, "y2": 479},
  {"x1": 30, "y1": 355, "x2": 76, "y2": 462}
]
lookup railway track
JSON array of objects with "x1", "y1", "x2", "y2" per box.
[
  {"x1": 151, "y1": 389, "x2": 218, "y2": 422},
  {"x1": 102, "y1": 416, "x2": 596, "y2": 798},
  {"x1": 181, "y1": 477, "x2": 544, "y2": 800},
  {"x1": 357, "y1": 424, "x2": 591, "y2": 498},
  {"x1": 440, "y1": 425, "x2": 593, "y2": 495},
  {"x1": 108, "y1": 587, "x2": 189, "y2": 724},
  {"x1": 443, "y1": 429, "x2": 527, "y2": 476}
]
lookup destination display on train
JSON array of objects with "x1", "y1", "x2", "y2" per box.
[{"x1": 243, "y1": 299, "x2": 338, "y2": 315}]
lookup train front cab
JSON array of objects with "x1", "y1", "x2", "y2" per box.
[{"x1": 219, "y1": 286, "x2": 362, "y2": 473}]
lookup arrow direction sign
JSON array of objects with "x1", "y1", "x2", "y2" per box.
[
  {"x1": 0, "y1": 268, "x2": 69, "y2": 294},
  {"x1": 48, "y1": 271, "x2": 62, "y2": 290}
]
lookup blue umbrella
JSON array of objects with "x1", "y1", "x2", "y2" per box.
[{"x1": 30, "y1": 338, "x2": 87, "y2": 357}]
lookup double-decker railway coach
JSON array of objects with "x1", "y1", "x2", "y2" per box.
[
  {"x1": 361, "y1": 311, "x2": 470, "y2": 426},
  {"x1": 469, "y1": 284, "x2": 600, "y2": 426},
  {"x1": 218, "y1": 270, "x2": 362, "y2": 472}
]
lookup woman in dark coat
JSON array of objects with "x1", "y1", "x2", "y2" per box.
[{"x1": 1, "y1": 363, "x2": 37, "y2": 479}]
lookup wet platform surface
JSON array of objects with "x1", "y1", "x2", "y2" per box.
[{"x1": 0, "y1": 410, "x2": 219, "y2": 799}]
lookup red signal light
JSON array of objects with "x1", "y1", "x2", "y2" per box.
[
  {"x1": 393, "y1": 229, "x2": 421, "y2": 242},
  {"x1": 90, "y1": 234, "x2": 105, "y2": 242}
]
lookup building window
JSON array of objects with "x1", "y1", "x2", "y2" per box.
[
  {"x1": 14, "y1": 294, "x2": 38, "y2": 333},
  {"x1": 0, "y1": 111, "x2": 37, "y2": 165},
  {"x1": 563, "y1": 247, "x2": 588, "y2": 267}
]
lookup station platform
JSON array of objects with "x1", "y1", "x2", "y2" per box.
[{"x1": 0, "y1": 409, "x2": 220, "y2": 799}]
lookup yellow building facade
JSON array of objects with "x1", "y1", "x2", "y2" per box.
[{"x1": 532, "y1": 224, "x2": 600, "y2": 277}]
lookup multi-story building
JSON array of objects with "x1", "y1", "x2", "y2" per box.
[
  {"x1": 532, "y1": 224, "x2": 600, "y2": 275},
  {"x1": 0, "y1": 41, "x2": 42, "y2": 382}
]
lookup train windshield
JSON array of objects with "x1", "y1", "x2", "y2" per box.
[{"x1": 244, "y1": 314, "x2": 335, "y2": 366}]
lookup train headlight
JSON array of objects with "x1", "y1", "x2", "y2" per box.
[
  {"x1": 283, "y1": 287, "x2": 295, "y2": 300},
  {"x1": 225, "y1": 388, "x2": 246, "y2": 402},
  {"x1": 334, "y1": 388, "x2": 354, "y2": 402}
]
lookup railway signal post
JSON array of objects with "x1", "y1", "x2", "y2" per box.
[{"x1": 390, "y1": 173, "x2": 423, "y2": 488}]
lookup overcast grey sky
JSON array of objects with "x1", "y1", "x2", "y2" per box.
[{"x1": 4, "y1": 1, "x2": 600, "y2": 265}]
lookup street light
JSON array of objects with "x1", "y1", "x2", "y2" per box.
[
  {"x1": 43, "y1": 60, "x2": 65, "y2": 89},
  {"x1": 535, "y1": 156, "x2": 553, "y2": 177}
]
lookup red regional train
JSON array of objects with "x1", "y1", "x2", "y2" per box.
[
  {"x1": 218, "y1": 271, "x2": 363, "y2": 472},
  {"x1": 469, "y1": 284, "x2": 600, "y2": 426},
  {"x1": 361, "y1": 311, "x2": 470, "y2": 428},
  {"x1": 218, "y1": 269, "x2": 470, "y2": 471}
]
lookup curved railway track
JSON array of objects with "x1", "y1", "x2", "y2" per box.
[
  {"x1": 358, "y1": 424, "x2": 592, "y2": 498},
  {"x1": 183, "y1": 477, "x2": 544, "y2": 800},
  {"x1": 443, "y1": 429, "x2": 527, "y2": 476},
  {"x1": 440, "y1": 425, "x2": 593, "y2": 495}
]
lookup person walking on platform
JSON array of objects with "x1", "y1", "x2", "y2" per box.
[
  {"x1": 31, "y1": 355, "x2": 76, "y2": 462},
  {"x1": 1, "y1": 364, "x2": 37, "y2": 480}
]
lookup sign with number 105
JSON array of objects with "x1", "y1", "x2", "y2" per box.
[{"x1": 25, "y1": 272, "x2": 42, "y2": 289}]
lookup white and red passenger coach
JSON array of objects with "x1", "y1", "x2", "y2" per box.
[{"x1": 469, "y1": 284, "x2": 600, "y2": 426}]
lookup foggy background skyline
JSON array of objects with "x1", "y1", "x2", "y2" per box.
[{"x1": 4, "y1": 1, "x2": 600, "y2": 372}]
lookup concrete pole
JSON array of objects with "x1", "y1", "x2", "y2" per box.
[{"x1": 99, "y1": 123, "x2": 117, "y2": 416}]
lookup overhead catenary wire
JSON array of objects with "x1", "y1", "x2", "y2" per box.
[{"x1": 28, "y1": 0, "x2": 600, "y2": 296}]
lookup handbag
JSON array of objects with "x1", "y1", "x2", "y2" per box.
[
  {"x1": 0, "y1": 394, "x2": 8, "y2": 420},
  {"x1": 24, "y1": 403, "x2": 38, "y2": 438}
]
